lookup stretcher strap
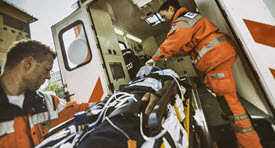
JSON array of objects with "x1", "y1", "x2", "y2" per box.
[
  {"x1": 163, "y1": 132, "x2": 176, "y2": 148},
  {"x1": 154, "y1": 131, "x2": 176, "y2": 148},
  {"x1": 108, "y1": 102, "x2": 142, "y2": 119}
]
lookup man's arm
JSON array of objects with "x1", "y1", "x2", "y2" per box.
[
  {"x1": 45, "y1": 94, "x2": 90, "y2": 127},
  {"x1": 152, "y1": 22, "x2": 193, "y2": 62}
]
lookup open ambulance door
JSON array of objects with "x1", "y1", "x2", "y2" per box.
[
  {"x1": 51, "y1": 6, "x2": 130, "y2": 103},
  {"x1": 215, "y1": 0, "x2": 275, "y2": 117},
  {"x1": 195, "y1": 0, "x2": 275, "y2": 118}
]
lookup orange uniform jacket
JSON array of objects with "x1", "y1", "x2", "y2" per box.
[
  {"x1": 152, "y1": 7, "x2": 236, "y2": 73},
  {"x1": 0, "y1": 87, "x2": 90, "y2": 148}
]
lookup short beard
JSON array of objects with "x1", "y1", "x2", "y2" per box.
[{"x1": 21, "y1": 76, "x2": 38, "y2": 92}]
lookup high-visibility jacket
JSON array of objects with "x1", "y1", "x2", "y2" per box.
[
  {"x1": 0, "y1": 87, "x2": 90, "y2": 148},
  {"x1": 152, "y1": 7, "x2": 236, "y2": 73}
]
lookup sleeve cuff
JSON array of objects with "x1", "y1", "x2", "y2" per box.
[{"x1": 152, "y1": 54, "x2": 162, "y2": 62}]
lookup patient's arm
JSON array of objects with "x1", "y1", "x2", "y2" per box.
[
  {"x1": 142, "y1": 80, "x2": 173, "y2": 115},
  {"x1": 142, "y1": 93, "x2": 159, "y2": 116}
]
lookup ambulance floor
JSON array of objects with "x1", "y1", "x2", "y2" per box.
[
  {"x1": 196, "y1": 86, "x2": 275, "y2": 148},
  {"x1": 196, "y1": 86, "x2": 238, "y2": 148}
]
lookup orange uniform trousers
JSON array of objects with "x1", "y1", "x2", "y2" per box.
[{"x1": 202, "y1": 55, "x2": 262, "y2": 148}]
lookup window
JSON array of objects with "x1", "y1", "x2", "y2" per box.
[
  {"x1": 145, "y1": 13, "x2": 164, "y2": 26},
  {"x1": 58, "y1": 20, "x2": 92, "y2": 71},
  {"x1": 109, "y1": 62, "x2": 125, "y2": 81}
]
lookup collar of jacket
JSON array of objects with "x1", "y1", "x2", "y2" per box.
[
  {"x1": 0, "y1": 85, "x2": 48, "y2": 122},
  {"x1": 170, "y1": 7, "x2": 188, "y2": 29}
]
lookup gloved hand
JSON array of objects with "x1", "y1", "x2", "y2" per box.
[
  {"x1": 145, "y1": 59, "x2": 156, "y2": 66},
  {"x1": 136, "y1": 65, "x2": 153, "y2": 78}
]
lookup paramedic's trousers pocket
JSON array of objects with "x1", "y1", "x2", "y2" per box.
[{"x1": 204, "y1": 56, "x2": 237, "y2": 96}]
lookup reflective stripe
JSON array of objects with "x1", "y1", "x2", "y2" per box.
[
  {"x1": 196, "y1": 34, "x2": 231, "y2": 62},
  {"x1": 122, "y1": 51, "x2": 132, "y2": 56},
  {"x1": 211, "y1": 73, "x2": 225, "y2": 78},
  {"x1": 0, "y1": 120, "x2": 14, "y2": 136},
  {"x1": 29, "y1": 112, "x2": 50, "y2": 128},
  {"x1": 192, "y1": 58, "x2": 199, "y2": 64},
  {"x1": 57, "y1": 98, "x2": 66, "y2": 113},
  {"x1": 156, "y1": 50, "x2": 165, "y2": 58},
  {"x1": 43, "y1": 92, "x2": 66, "y2": 120},
  {"x1": 174, "y1": 14, "x2": 203, "y2": 27},
  {"x1": 233, "y1": 125, "x2": 255, "y2": 134},
  {"x1": 28, "y1": 94, "x2": 67, "y2": 128},
  {"x1": 169, "y1": 22, "x2": 191, "y2": 32},
  {"x1": 43, "y1": 92, "x2": 58, "y2": 120},
  {"x1": 228, "y1": 112, "x2": 249, "y2": 122}
]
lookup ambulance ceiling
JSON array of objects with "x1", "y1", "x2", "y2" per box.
[{"x1": 91, "y1": 0, "x2": 197, "y2": 40}]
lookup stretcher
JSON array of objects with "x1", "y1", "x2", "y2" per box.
[{"x1": 36, "y1": 67, "x2": 195, "y2": 148}]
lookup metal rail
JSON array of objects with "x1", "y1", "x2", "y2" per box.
[{"x1": 186, "y1": 75, "x2": 213, "y2": 148}]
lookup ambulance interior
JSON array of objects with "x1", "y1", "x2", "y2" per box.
[{"x1": 50, "y1": 0, "x2": 275, "y2": 147}]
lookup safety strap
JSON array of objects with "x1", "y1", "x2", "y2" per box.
[
  {"x1": 145, "y1": 73, "x2": 174, "y2": 83},
  {"x1": 153, "y1": 131, "x2": 176, "y2": 148},
  {"x1": 163, "y1": 131, "x2": 176, "y2": 148},
  {"x1": 108, "y1": 102, "x2": 143, "y2": 118},
  {"x1": 0, "y1": 120, "x2": 14, "y2": 136}
]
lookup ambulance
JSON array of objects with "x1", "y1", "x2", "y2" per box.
[{"x1": 51, "y1": 0, "x2": 275, "y2": 147}]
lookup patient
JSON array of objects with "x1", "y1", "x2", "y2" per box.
[
  {"x1": 77, "y1": 68, "x2": 181, "y2": 148},
  {"x1": 38, "y1": 67, "x2": 186, "y2": 148}
]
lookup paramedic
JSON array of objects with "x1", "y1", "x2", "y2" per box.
[
  {"x1": 0, "y1": 40, "x2": 91, "y2": 147},
  {"x1": 145, "y1": 0, "x2": 262, "y2": 147}
]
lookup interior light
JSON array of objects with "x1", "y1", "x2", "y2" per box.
[
  {"x1": 126, "y1": 34, "x2": 142, "y2": 43},
  {"x1": 114, "y1": 27, "x2": 124, "y2": 36}
]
